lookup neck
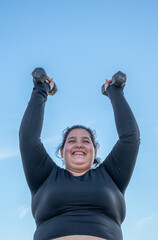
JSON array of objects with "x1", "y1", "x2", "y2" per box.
[{"x1": 66, "y1": 168, "x2": 89, "y2": 176}]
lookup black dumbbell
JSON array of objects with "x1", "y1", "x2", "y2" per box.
[
  {"x1": 101, "y1": 71, "x2": 127, "y2": 96},
  {"x1": 32, "y1": 67, "x2": 58, "y2": 95}
]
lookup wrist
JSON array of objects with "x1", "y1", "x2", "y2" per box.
[
  {"x1": 106, "y1": 85, "x2": 124, "y2": 97},
  {"x1": 34, "y1": 82, "x2": 51, "y2": 95}
]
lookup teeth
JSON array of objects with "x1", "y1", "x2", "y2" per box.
[{"x1": 74, "y1": 152, "x2": 84, "y2": 155}]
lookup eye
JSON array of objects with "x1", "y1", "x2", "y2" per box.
[
  {"x1": 68, "y1": 140, "x2": 75, "y2": 143},
  {"x1": 83, "y1": 140, "x2": 90, "y2": 143}
]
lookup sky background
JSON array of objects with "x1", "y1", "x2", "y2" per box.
[{"x1": 0, "y1": 0, "x2": 158, "y2": 239}]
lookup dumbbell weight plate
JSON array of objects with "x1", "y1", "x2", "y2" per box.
[
  {"x1": 111, "y1": 71, "x2": 127, "y2": 87},
  {"x1": 32, "y1": 67, "x2": 47, "y2": 83}
]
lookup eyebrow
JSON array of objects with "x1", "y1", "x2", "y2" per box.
[{"x1": 67, "y1": 136, "x2": 91, "y2": 140}]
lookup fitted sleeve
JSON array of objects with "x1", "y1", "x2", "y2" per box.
[
  {"x1": 101, "y1": 85, "x2": 140, "y2": 193},
  {"x1": 19, "y1": 82, "x2": 56, "y2": 194}
]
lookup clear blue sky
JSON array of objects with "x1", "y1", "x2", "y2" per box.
[{"x1": 0, "y1": 0, "x2": 158, "y2": 239}]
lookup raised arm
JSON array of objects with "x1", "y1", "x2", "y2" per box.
[
  {"x1": 19, "y1": 81, "x2": 56, "y2": 194},
  {"x1": 101, "y1": 83, "x2": 140, "y2": 193}
]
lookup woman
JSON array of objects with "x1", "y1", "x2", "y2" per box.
[{"x1": 19, "y1": 75, "x2": 140, "y2": 240}]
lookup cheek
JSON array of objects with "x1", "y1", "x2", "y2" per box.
[
  {"x1": 63, "y1": 145, "x2": 71, "y2": 157},
  {"x1": 91, "y1": 147, "x2": 97, "y2": 158},
  {"x1": 89, "y1": 145, "x2": 95, "y2": 154}
]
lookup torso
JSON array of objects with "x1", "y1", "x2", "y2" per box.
[
  {"x1": 33, "y1": 166, "x2": 124, "y2": 240},
  {"x1": 52, "y1": 236, "x2": 106, "y2": 240}
]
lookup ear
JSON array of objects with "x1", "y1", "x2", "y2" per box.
[{"x1": 60, "y1": 148, "x2": 63, "y2": 158}]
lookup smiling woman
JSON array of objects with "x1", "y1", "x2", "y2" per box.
[
  {"x1": 56, "y1": 125, "x2": 101, "y2": 171},
  {"x1": 19, "y1": 74, "x2": 140, "y2": 240},
  {"x1": 60, "y1": 128, "x2": 97, "y2": 176}
]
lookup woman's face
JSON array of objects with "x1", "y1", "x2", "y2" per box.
[{"x1": 60, "y1": 128, "x2": 97, "y2": 175}]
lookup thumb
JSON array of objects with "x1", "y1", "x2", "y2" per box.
[{"x1": 47, "y1": 77, "x2": 55, "y2": 90}]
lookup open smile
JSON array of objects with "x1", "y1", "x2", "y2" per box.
[{"x1": 72, "y1": 151, "x2": 86, "y2": 156}]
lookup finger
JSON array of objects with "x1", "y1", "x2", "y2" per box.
[
  {"x1": 50, "y1": 80, "x2": 55, "y2": 89},
  {"x1": 105, "y1": 79, "x2": 112, "y2": 85},
  {"x1": 50, "y1": 77, "x2": 54, "y2": 83},
  {"x1": 109, "y1": 79, "x2": 112, "y2": 84},
  {"x1": 47, "y1": 77, "x2": 54, "y2": 83}
]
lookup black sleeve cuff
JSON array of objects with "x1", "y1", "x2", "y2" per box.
[
  {"x1": 106, "y1": 85, "x2": 124, "y2": 98},
  {"x1": 33, "y1": 82, "x2": 51, "y2": 95}
]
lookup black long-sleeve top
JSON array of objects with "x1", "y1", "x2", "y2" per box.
[{"x1": 19, "y1": 82, "x2": 140, "y2": 240}]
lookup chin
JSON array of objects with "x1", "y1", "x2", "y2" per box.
[{"x1": 73, "y1": 159, "x2": 86, "y2": 165}]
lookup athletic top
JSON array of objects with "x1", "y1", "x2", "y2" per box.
[{"x1": 19, "y1": 82, "x2": 140, "y2": 240}]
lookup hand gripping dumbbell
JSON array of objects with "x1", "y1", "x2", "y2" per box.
[
  {"x1": 101, "y1": 71, "x2": 127, "y2": 96},
  {"x1": 32, "y1": 67, "x2": 58, "y2": 95}
]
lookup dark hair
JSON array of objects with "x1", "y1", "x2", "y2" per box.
[{"x1": 56, "y1": 125, "x2": 101, "y2": 167}]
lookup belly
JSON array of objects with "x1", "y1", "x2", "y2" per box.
[{"x1": 52, "y1": 236, "x2": 106, "y2": 240}]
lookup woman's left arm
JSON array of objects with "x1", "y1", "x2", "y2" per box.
[{"x1": 101, "y1": 84, "x2": 141, "y2": 193}]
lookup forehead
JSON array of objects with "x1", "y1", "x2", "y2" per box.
[{"x1": 67, "y1": 128, "x2": 91, "y2": 138}]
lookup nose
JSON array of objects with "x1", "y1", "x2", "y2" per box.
[{"x1": 75, "y1": 141, "x2": 84, "y2": 148}]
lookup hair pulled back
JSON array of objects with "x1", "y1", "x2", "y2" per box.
[{"x1": 56, "y1": 125, "x2": 101, "y2": 167}]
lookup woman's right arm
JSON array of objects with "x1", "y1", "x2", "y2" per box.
[{"x1": 19, "y1": 81, "x2": 56, "y2": 194}]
